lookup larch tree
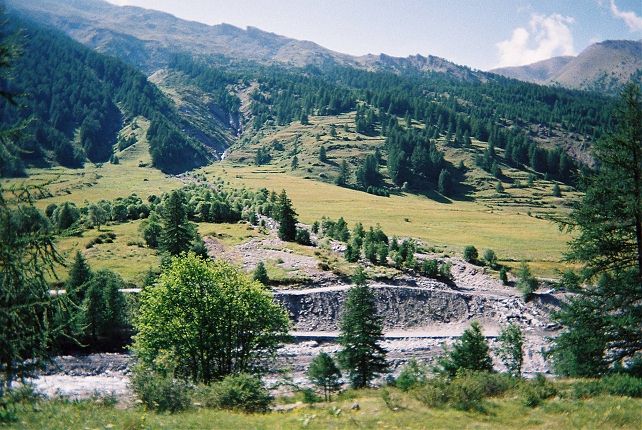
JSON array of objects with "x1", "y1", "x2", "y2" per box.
[{"x1": 551, "y1": 84, "x2": 642, "y2": 376}]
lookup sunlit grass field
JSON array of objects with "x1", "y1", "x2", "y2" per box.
[{"x1": 9, "y1": 389, "x2": 642, "y2": 430}]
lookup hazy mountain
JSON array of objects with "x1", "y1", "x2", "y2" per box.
[
  {"x1": 6, "y1": 0, "x2": 484, "y2": 81},
  {"x1": 491, "y1": 40, "x2": 642, "y2": 94},
  {"x1": 490, "y1": 56, "x2": 574, "y2": 84}
]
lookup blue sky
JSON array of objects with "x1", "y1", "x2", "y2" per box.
[{"x1": 106, "y1": 0, "x2": 642, "y2": 70}]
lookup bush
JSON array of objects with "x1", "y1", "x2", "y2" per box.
[
  {"x1": 396, "y1": 359, "x2": 427, "y2": 392},
  {"x1": 463, "y1": 245, "x2": 478, "y2": 263},
  {"x1": 421, "y1": 259, "x2": 439, "y2": 277},
  {"x1": 195, "y1": 374, "x2": 272, "y2": 413},
  {"x1": 414, "y1": 373, "x2": 486, "y2": 412},
  {"x1": 130, "y1": 364, "x2": 192, "y2": 413},
  {"x1": 515, "y1": 262, "x2": 538, "y2": 300},
  {"x1": 519, "y1": 374, "x2": 557, "y2": 407},
  {"x1": 295, "y1": 228, "x2": 312, "y2": 246},
  {"x1": 483, "y1": 249, "x2": 497, "y2": 268},
  {"x1": 573, "y1": 374, "x2": 642, "y2": 399}
]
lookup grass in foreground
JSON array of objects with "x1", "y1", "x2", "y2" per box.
[{"x1": 7, "y1": 390, "x2": 642, "y2": 430}]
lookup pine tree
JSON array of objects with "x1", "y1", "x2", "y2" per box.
[
  {"x1": 66, "y1": 251, "x2": 92, "y2": 303},
  {"x1": 438, "y1": 169, "x2": 451, "y2": 195},
  {"x1": 338, "y1": 268, "x2": 388, "y2": 388},
  {"x1": 160, "y1": 190, "x2": 196, "y2": 256},
  {"x1": 276, "y1": 190, "x2": 298, "y2": 242},
  {"x1": 336, "y1": 160, "x2": 350, "y2": 187},
  {"x1": 253, "y1": 261, "x2": 269, "y2": 285},
  {"x1": 308, "y1": 352, "x2": 342, "y2": 401},
  {"x1": 437, "y1": 321, "x2": 494, "y2": 376},
  {"x1": 319, "y1": 145, "x2": 327, "y2": 162},
  {"x1": 551, "y1": 84, "x2": 642, "y2": 376}
]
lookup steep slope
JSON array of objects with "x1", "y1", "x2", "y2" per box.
[
  {"x1": 490, "y1": 56, "x2": 574, "y2": 84},
  {"x1": 0, "y1": 17, "x2": 226, "y2": 176},
  {"x1": 6, "y1": 0, "x2": 484, "y2": 81},
  {"x1": 552, "y1": 40, "x2": 642, "y2": 93},
  {"x1": 490, "y1": 40, "x2": 642, "y2": 94}
]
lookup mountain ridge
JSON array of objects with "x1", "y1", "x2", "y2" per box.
[
  {"x1": 5, "y1": 0, "x2": 484, "y2": 81},
  {"x1": 491, "y1": 40, "x2": 642, "y2": 94}
]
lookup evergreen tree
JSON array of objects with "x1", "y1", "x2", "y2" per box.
[
  {"x1": 160, "y1": 190, "x2": 196, "y2": 256},
  {"x1": 253, "y1": 262, "x2": 269, "y2": 285},
  {"x1": 438, "y1": 169, "x2": 451, "y2": 195},
  {"x1": 81, "y1": 270, "x2": 128, "y2": 343},
  {"x1": 319, "y1": 145, "x2": 327, "y2": 162},
  {"x1": 277, "y1": 190, "x2": 298, "y2": 242},
  {"x1": 291, "y1": 154, "x2": 299, "y2": 170},
  {"x1": 552, "y1": 183, "x2": 562, "y2": 197},
  {"x1": 336, "y1": 160, "x2": 350, "y2": 187},
  {"x1": 437, "y1": 321, "x2": 494, "y2": 377},
  {"x1": 515, "y1": 262, "x2": 538, "y2": 300},
  {"x1": 338, "y1": 268, "x2": 388, "y2": 388},
  {"x1": 66, "y1": 251, "x2": 92, "y2": 303},
  {"x1": 308, "y1": 352, "x2": 342, "y2": 401},
  {"x1": 551, "y1": 84, "x2": 642, "y2": 376}
]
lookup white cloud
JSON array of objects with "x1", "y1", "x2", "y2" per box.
[
  {"x1": 609, "y1": 0, "x2": 642, "y2": 31},
  {"x1": 495, "y1": 14, "x2": 576, "y2": 68}
]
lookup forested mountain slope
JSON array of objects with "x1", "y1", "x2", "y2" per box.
[{"x1": 0, "y1": 17, "x2": 233, "y2": 176}]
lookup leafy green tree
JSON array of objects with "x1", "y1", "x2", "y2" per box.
[
  {"x1": 338, "y1": 268, "x2": 388, "y2": 388},
  {"x1": 140, "y1": 213, "x2": 162, "y2": 248},
  {"x1": 497, "y1": 324, "x2": 524, "y2": 377},
  {"x1": 499, "y1": 267, "x2": 509, "y2": 285},
  {"x1": 437, "y1": 321, "x2": 494, "y2": 377},
  {"x1": 88, "y1": 204, "x2": 107, "y2": 230},
  {"x1": 483, "y1": 249, "x2": 498, "y2": 268},
  {"x1": 515, "y1": 262, "x2": 538, "y2": 300},
  {"x1": 253, "y1": 261, "x2": 269, "y2": 285},
  {"x1": 463, "y1": 245, "x2": 478, "y2": 263},
  {"x1": 160, "y1": 190, "x2": 196, "y2": 256},
  {"x1": 307, "y1": 352, "x2": 342, "y2": 401},
  {"x1": 396, "y1": 359, "x2": 427, "y2": 391},
  {"x1": 276, "y1": 190, "x2": 298, "y2": 242},
  {"x1": 133, "y1": 254, "x2": 290, "y2": 383}
]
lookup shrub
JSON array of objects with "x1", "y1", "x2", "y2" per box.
[
  {"x1": 463, "y1": 245, "x2": 478, "y2": 263},
  {"x1": 519, "y1": 374, "x2": 557, "y2": 407},
  {"x1": 130, "y1": 364, "x2": 192, "y2": 413},
  {"x1": 196, "y1": 374, "x2": 272, "y2": 413},
  {"x1": 295, "y1": 228, "x2": 312, "y2": 246},
  {"x1": 396, "y1": 359, "x2": 428, "y2": 392},
  {"x1": 421, "y1": 259, "x2": 439, "y2": 277},
  {"x1": 499, "y1": 267, "x2": 509, "y2": 285},
  {"x1": 414, "y1": 373, "x2": 486, "y2": 412},
  {"x1": 571, "y1": 374, "x2": 642, "y2": 399},
  {"x1": 515, "y1": 262, "x2": 538, "y2": 300},
  {"x1": 483, "y1": 249, "x2": 497, "y2": 268}
]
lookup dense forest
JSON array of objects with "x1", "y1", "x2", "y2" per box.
[
  {"x1": 0, "y1": 17, "x2": 208, "y2": 176},
  {"x1": 0, "y1": 15, "x2": 616, "y2": 184}
]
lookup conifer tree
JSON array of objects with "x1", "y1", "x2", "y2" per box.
[
  {"x1": 319, "y1": 145, "x2": 327, "y2": 162},
  {"x1": 160, "y1": 190, "x2": 196, "y2": 256},
  {"x1": 437, "y1": 321, "x2": 493, "y2": 377},
  {"x1": 551, "y1": 84, "x2": 642, "y2": 376},
  {"x1": 66, "y1": 251, "x2": 92, "y2": 303},
  {"x1": 253, "y1": 261, "x2": 269, "y2": 285},
  {"x1": 276, "y1": 190, "x2": 298, "y2": 242},
  {"x1": 338, "y1": 268, "x2": 388, "y2": 388},
  {"x1": 336, "y1": 160, "x2": 350, "y2": 187},
  {"x1": 308, "y1": 352, "x2": 342, "y2": 401},
  {"x1": 497, "y1": 324, "x2": 524, "y2": 377}
]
